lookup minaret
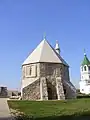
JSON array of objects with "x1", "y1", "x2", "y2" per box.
[{"x1": 55, "y1": 40, "x2": 60, "y2": 54}]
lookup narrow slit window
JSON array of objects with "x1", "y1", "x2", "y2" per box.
[{"x1": 29, "y1": 67, "x2": 32, "y2": 75}]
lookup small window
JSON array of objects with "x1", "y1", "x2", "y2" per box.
[
  {"x1": 82, "y1": 89, "x2": 84, "y2": 91},
  {"x1": 26, "y1": 65, "x2": 36, "y2": 77},
  {"x1": 26, "y1": 66, "x2": 32, "y2": 76},
  {"x1": 84, "y1": 66, "x2": 87, "y2": 71},
  {"x1": 29, "y1": 67, "x2": 32, "y2": 75},
  {"x1": 89, "y1": 75, "x2": 90, "y2": 79}
]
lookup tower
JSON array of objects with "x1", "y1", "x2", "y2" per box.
[{"x1": 79, "y1": 51, "x2": 90, "y2": 94}]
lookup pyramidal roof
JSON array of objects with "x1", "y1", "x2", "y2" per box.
[
  {"x1": 22, "y1": 39, "x2": 68, "y2": 66},
  {"x1": 81, "y1": 54, "x2": 90, "y2": 66}
]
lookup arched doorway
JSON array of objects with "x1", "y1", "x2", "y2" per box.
[
  {"x1": 46, "y1": 80, "x2": 57, "y2": 100},
  {"x1": 47, "y1": 86, "x2": 52, "y2": 100}
]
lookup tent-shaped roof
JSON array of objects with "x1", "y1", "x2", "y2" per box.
[
  {"x1": 22, "y1": 39, "x2": 68, "y2": 66},
  {"x1": 81, "y1": 54, "x2": 90, "y2": 66}
]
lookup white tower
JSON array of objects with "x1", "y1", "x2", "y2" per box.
[
  {"x1": 55, "y1": 40, "x2": 60, "y2": 54},
  {"x1": 79, "y1": 51, "x2": 90, "y2": 94}
]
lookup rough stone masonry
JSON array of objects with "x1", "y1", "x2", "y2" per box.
[{"x1": 21, "y1": 39, "x2": 76, "y2": 100}]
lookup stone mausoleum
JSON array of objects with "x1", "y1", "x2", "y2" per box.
[{"x1": 21, "y1": 37, "x2": 76, "y2": 100}]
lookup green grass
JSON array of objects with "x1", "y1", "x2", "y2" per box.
[{"x1": 8, "y1": 98, "x2": 90, "y2": 120}]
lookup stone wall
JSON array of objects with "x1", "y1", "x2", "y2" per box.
[
  {"x1": 40, "y1": 77, "x2": 48, "y2": 100},
  {"x1": 39, "y1": 63, "x2": 76, "y2": 100},
  {"x1": 22, "y1": 79, "x2": 40, "y2": 100},
  {"x1": 39, "y1": 63, "x2": 68, "y2": 100},
  {"x1": 22, "y1": 62, "x2": 76, "y2": 100},
  {"x1": 39, "y1": 63, "x2": 69, "y2": 79},
  {"x1": 63, "y1": 81, "x2": 76, "y2": 99},
  {"x1": 56, "y1": 77, "x2": 65, "y2": 100}
]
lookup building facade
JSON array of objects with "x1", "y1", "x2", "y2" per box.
[
  {"x1": 0, "y1": 86, "x2": 8, "y2": 97},
  {"x1": 79, "y1": 52, "x2": 90, "y2": 94},
  {"x1": 21, "y1": 37, "x2": 76, "y2": 100}
]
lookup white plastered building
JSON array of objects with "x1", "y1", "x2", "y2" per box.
[{"x1": 79, "y1": 52, "x2": 90, "y2": 94}]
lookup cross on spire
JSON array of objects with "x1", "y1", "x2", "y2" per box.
[
  {"x1": 43, "y1": 32, "x2": 46, "y2": 40},
  {"x1": 84, "y1": 49, "x2": 86, "y2": 56}
]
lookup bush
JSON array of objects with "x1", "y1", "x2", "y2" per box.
[{"x1": 77, "y1": 93, "x2": 90, "y2": 98}]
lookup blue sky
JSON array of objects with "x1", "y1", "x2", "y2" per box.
[{"x1": 0, "y1": 0, "x2": 90, "y2": 90}]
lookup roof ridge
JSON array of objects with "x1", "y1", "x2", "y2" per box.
[
  {"x1": 39, "y1": 40, "x2": 46, "y2": 62},
  {"x1": 49, "y1": 42, "x2": 69, "y2": 66}
]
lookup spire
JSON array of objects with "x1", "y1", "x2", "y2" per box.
[
  {"x1": 81, "y1": 49, "x2": 90, "y2": 66},
  {"x1": 84, "y1": 49, "x2": 86, "y2": 56},
  {"x1": 43, "y1": 32, "x2": 46, "y2": 40},
  {"x1": 55, "y1": 40, "x2": 60, "y2": 54}
]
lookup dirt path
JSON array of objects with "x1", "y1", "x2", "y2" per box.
[{"x1": 0, "y1": 98, "x2": 12, "y2": 120}]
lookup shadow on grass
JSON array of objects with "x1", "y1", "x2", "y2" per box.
[
  {"x1": 15, "y1": 115, "x2": 90, "y2": 120},
  {"x1": 0, "y1": 117, "x2": 12, "y2": 120},
  {"x1": 15, "y1": 112, "x2": 90, "y2": 120}
]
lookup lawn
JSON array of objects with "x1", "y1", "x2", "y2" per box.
[{"x1": 8, "y1": 98, "x2": 90, "y2": 120}]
